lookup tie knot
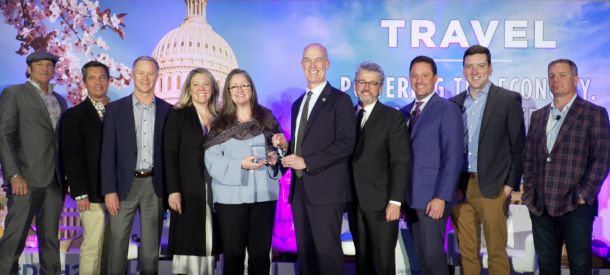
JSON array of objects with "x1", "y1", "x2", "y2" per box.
[
  {"x1": 415, "y1": 101, "x2": 423, "y2": 108},
  {"x1": 307, "y1": 91, "x2": 313, "y2": 97}
]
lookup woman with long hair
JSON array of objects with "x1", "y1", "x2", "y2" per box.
[
  {"x1": 204, "y1": 68, "x2": 283, "y2": 275},
  {"x1": 164, "y1": 68, "x2": 220, "y2": 274}
]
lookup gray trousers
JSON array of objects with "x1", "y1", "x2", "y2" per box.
[
  {"x1": 0, "y1": 183, "x2": 63, "y2": 275},
  {"x1": 106, "y1": 177, "x2": 163, "y2": 275}
]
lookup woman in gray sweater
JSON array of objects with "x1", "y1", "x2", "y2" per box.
[{"x1": 204, "y1": 68, "x2": 283, "y2": 275}]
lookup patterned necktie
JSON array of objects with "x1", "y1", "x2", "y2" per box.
[
  {"x1": 409, "y1": 101, "x2": 423, "y2": 131},
  {"x1": 295, "y1": 91, "x2": 313, "y2": 177}
]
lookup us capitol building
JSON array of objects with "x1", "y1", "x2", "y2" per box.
[
  {"x1": 0, "y1": 0, "x2": 239, "y2": 242},
  {"x1": 152, "y1": 0, "x2": 238, "y2": 104}
]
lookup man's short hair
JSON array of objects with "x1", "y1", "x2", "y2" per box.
[
  {"x1": 132, "y1": 56, "x2": 160, "y2": 72},
  {"x1": 355, "y1": 62, "x2": 385, "y2": 86},
  {"x1": 81, "y1": 61, "x2": 110, "y2": 79},
  {"x1": 410, "y1": 56, "x2": 437, "y2": 76},
  {"x1": 548, "y1": 58, "x2": 578, "y2": 76},
  {"x1": 463, "y1": 45, "x2": 491, "y2": 66}
]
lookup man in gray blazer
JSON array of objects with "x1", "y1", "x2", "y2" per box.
[{"x1": 0, "y1": 51, "x2": 68, "y2": 275}]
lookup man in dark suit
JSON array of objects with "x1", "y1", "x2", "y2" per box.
[
  {"x1": 101, "y1": 56, "x2": 172, "y2": 275},
  {"x1": 348, "y1": 62, "x2": 411, "y2": 275},
  {"x1": 450, "y1": 45, "x2": 525, "y2": 275},
  {"x1": 523, "y1": 59, "x2": 610, "y2": 275},
  {"x1": 400, "y1": 56, "x2": 463, "y2": 275},
  {"x1": 274, "y1": 43, "x2": 356, "y2": 275},
  {"x1": 61, "y1": 61, "x2": 111, "y2": 275},
  {"x1": 0, "y1": 51, "x2": 68, "y2": 275}
]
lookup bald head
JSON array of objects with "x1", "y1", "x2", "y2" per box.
[
  {"x1": 301, "y1": 43, "x2": 330, "y2": 89},
  {"x1": 303, "y1": 43, "x2": 328, "y2": 59}
]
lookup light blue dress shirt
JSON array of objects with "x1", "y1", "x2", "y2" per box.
[
  {"x1": 463, "y1": 81, "x2": 491, "y2": 173},
  {"x1": 132, "y1": 94, "x2": 155, "y2": 171},
  {"x1": 546, "y1": 94, "x2": 577, "y2": 152}
]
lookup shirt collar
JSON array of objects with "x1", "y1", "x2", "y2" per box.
[
  {"x1": 362, "y1": 100, "x2": 377, "y2": 113},
  {"x1": 27, "y1": 78, "x2": 54, "y2": 94},
  {"x1": 89, "y1": 96, "x2": 110, "y2": 105},
  {"x1": 306, "y1": 81, "x2": 327, "y2": 96},
  {"x1": 132, "y1": 93, "x2": 156, "y2": 106},
  {"x1": 550, "y1": 93, "x2": 577, "y2": 113},
  {"x1": 468, "y1": 81, "x2": 491, "y2": 99},
  {"x1": 417, "y1": 90, "x2": 435, "y2": 104}
]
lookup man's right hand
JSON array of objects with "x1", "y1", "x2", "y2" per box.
[
  {"x1": 105, "y1": 192, "x2": 120, "y2": 216},
  {"x1": 77, "y1": 198, "x2": 91, "y2": 212},
  {"x1": 10, "y1": 176, "x2": 28, "y2": 196}
]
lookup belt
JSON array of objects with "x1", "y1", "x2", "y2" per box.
[
  {"x1": 468, "y1": 172, "x2": 478, "y2": 179},
  {"x1": 134, "y1": 170, "x2": 153, "y2": 178}
]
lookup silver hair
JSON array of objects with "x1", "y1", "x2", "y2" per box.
[{"x1": 355, "y1": 61, "x2": 385, "y2": 86}]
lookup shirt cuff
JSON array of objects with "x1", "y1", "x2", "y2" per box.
[
  {"x1": 75, "y1": 194, "x2": 88, "y2": 201},
  {"x1": 389, "y1": 200, "x2": 401, "y2": 206}
]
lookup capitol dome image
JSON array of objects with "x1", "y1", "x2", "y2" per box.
[{"x1": 152, "y1": 0, "x2": 238, "y2": 104}]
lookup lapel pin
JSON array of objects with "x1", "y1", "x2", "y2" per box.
[{"x1": 322, "y1": 97, "x2": 326, "y2": 102}]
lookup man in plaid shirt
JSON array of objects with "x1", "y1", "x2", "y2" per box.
[{"x1": 523, "y1": 59, "x2": 610, "y2": 275}]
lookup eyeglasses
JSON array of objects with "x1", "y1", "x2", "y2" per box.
[
  {"x1": 355, "y1": 80, "x2": 380, "y2": 87},
  {"x1": 229, "y1": 84, "x2": 251, "y2": 92}
]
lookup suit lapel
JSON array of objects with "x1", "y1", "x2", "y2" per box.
[
  {"x1": 538, "y1": 105, "x2": 551, "y2": 155},
  {"x1": 303, "y1": 83, "x2": 331, "y2": 137},
  {"x1": 479, "y1": 84, "x2": 499, "y2": 139},
  {"x1": 551, "y1": 97, "x2": 584, "y2": 153},
  {"x1": 125, "y1": 96, "x2": 137, "y2": 148},
  {"x1": 453, "y1": 92, "x2": 467, "y2": 110},
  {"x1": 23, "y1": 82, "x2": 54, "y2": 132},
  {"x1": 412, "y1": 93, "x2": 440, "y2": 135},
  {"x1": 83, "y1": 99, "x2": 102, "y2": 128},
  {"x1": 355, "y1": 102, "x2": 382, "y2": 154}
]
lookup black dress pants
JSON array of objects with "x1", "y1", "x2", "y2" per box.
[{"x1": 215, "y1": 201, "x2": 277, "y2": 275}]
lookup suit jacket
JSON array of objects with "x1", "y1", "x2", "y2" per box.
[
  {"x1": 352, "y1": 101, "x2": 411, "y2": 212},
  {"x1": 100, "y1": 94, "x2": 171, "y2": 200},
  {"x1": 61, "y1": 99, "x2": 104, "y2": 203},
  {"x1": 400, "y1": 93, "x2": 463, "y2": 209},
  {"x1": 164, "y1": 105, "x2": 219, "y2": 256},
  {"x1": 288, "y1": 83, "x2": 356, "y2": 205},
  {"x1": 523, "y1": 96, "x2": 610, "y2": 217},
  {"x1": 450, "y1": 83, "x2": 526, "y2": 197},
  {"x1": 0, "y1": 82, "x2": 67, "y2": 188}
]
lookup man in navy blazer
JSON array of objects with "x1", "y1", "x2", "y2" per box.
[
  {"x1": 275, "y1": 43, "x2": 356, "y2": 275},
  {"x1": 400, "y1": 56, "x2": 463, "y2": 275},
  {"x1": 101, "y1": 56, "x2": 171, "y2": 275}
]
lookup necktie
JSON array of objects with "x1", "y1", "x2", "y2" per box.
[
  {"x1": 295, "y1": 91, "x2": 313, "y2": 177},
  {"x1": 357, "y1": 109, "x2": 365, "y2": 129},
  {"x1": 409, "y1": 101, "x2": 423, "y2": 131}
]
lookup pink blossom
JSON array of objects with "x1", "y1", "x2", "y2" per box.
[{"x1": 48, "y1": 2, "x2": 61, "y2": 22}]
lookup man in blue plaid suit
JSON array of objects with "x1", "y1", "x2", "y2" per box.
[{"x1": 523, "y1": 59, "x2": 610, "y2": 275}]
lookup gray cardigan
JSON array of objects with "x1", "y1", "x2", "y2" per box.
[{"x1": 204, "y1": 133, "x2": 281, "y2": 204}]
